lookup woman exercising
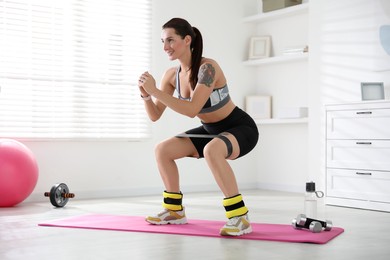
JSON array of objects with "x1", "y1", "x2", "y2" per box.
[{"x1": 138, "y1": 18, "x2": 259, "y2": 236}]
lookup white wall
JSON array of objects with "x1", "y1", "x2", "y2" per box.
[{"x1": 23, "y1": 0, "x2": 259, "y2": 203}]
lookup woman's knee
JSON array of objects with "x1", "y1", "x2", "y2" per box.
[
  {"x1": 154, "y1": 139, "x2": 170, "y2": 159},
  {"x1": 203, "y1": 140, "x2": 226, "y2": 161},
  {"x1": 155, "y1": 137, "x2": 198, "y2": 160}
]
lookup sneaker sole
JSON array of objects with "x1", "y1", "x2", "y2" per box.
[
  {"x1": 220, "y1": 225, "x2": 252, "y2": 236},
  {"x1": 145, "y1": 217, "x2": 188, "y2": 225}
]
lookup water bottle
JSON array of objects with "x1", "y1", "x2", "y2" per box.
[{"x1": 304, "y1": 182, "x2": 324, "y2": 219}]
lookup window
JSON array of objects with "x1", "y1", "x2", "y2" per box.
[{"x1": 0, "y1": 0, "x2": 151, "y2": 140}]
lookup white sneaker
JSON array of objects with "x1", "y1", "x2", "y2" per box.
[
  {"x1": 220, "y1": 214, "x2": 252, "y2": 236},
  {"x1": 145, "y1": 208, "x2": 187, "y2": 225}
]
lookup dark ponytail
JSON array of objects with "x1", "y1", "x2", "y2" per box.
[
  {"x1": 162, "y1": 18, "x2": 203, "y2": 90},
  {"x1": 190, "y1": 26, "x2": 203, "y2": 90}
]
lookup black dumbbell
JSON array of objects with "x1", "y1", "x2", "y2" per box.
[
  {"x1": 292, "y1": 217, "x2": 322, "y2": 233},
  {"x1": 44, "y1": 183, "x2": 75, "y2": 207},
  {"x1": 292, "y1": 214, "x2": 333, "y2": 233}
]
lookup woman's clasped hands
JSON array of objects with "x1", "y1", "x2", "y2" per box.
[{"x1": 138, "y1": 71, "x2": 157, "y2": 96}]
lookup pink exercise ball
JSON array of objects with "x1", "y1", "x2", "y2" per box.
[{"x1": 0, "y1": 139, "x2": 39, "y2": 207}]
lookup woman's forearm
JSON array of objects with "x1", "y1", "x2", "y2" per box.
[
  {"x1": 152, "y1": 89, "x2": 199, "y2": 118},
  {"x1": 143, "y1": 97, "x2": 163, "y2": 122}
]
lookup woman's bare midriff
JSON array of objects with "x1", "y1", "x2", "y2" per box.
[{"x1": 197, "y1": 99, "x2": 236, "y2": 123}]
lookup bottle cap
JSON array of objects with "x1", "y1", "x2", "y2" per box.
[{"x1": 306, "y1": 182, "x2": 316, "y2": 192}]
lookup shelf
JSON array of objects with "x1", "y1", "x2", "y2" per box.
[
  {"x1": 255, "y1": 118, "x2": 308, "y2": 125},
  {"x1": 243, "y1": 3, "x2": 309, "y2": 23},
  {"x1": 243, "y1": 52, "x2": 308, "y2": 66}
]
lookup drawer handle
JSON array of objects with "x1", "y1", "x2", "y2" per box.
[
  {"x1": 356, "y1": 142, "x2": 372, "y2": 145},
  {"x1": 356, "y1": 172, "x2": 372, "y2": 176},
  {"x1": 356, "y1": 111, "x2": 372, "y2": 114}
]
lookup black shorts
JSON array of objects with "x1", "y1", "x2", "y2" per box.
[{"x1": 183, "y1": 106, "x2": 259, "y2": 158}]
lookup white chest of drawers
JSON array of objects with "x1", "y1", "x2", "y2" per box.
[{"x1": 325, "y1": 101, "x2": 390, "y2": 212}]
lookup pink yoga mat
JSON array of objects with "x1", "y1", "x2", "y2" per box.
[{"x1": 38, "y1": 214, "x2": 344, "y2": 244}]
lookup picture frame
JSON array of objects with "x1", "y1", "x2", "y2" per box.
[
  {"x1": 361, "y1": 82, "x2": 385, "y2": 100},
  {"x1": 248, "y1": 36, "x2": 271, "y2": 59},
  {"x1": 245, "y1": 95, "x2": 272, "y2": 119}
]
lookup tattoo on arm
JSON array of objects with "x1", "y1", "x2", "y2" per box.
[{"x1": 198, "y1": 63, "x2": 215, "y2": 87}]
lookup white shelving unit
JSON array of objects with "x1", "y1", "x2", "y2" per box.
[
  {"x1": 243, "y1": 52, "x2": 308, "y2": 67},
  {"x1": 244, "y1": 3, "x2": 309, "y2": 125},
  {"x1": 242, "y1": 3, "x2": 309, "y2": 23},
  {"x1": 255, "y1": 117, "x2": 308, "y2": 125}
]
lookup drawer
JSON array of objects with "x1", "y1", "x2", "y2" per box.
[
  {"x1": 326, "y1": 168, "x2": 390, "y2": 203},
  {"x1": 326, "y1": 108, "x2": 390, "y2": 139},
  {"x1": 327, "y1": 140, "x2": 390, "y2": 171}
]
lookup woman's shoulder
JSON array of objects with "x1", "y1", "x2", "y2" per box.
[
  {"x1": 200, "y1": 57, "x2": 226, "y2": 84},
  {"x1": 201, "y1": 57, "x2": 218, "y2": 65},
  {"x1": 200, "y1": 57, "x2": 223, "y2": 73},
  {"x1": 165, "y1": 66, "x2": 179, "y2": 74},
  {"x1": 162, "y1": 66, "x2": 179, "y2": 79},
  {"x1": 201, "y1": 57, "x2": 222, "y2": 70},
  {"x1": 161, "y1": 66, "x2": 179, "y2": 87}
]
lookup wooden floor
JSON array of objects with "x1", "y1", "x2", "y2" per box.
[{"x1": 1, "y1": 190, "x2": 389, "y2": 260}]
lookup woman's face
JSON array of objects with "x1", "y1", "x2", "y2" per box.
[{"x1": 161, "y1": 28, "x2": 190, "y2": 61}]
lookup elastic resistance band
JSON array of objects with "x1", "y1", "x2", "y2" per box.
[
  {"x1": 216, "y1": 135, "x2": 233, "y2": 158},
  {"x1": 176, "y1": 133, "x2": 233, "y2": 158},
  {"x1": 176, "y1": 133, "x2": 218, "y2": 138}
]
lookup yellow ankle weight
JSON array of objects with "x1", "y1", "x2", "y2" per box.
[
  {"x1": 223, "y1": 194, "x2": 248, "y2": 219},
  {"x1": 162, "y1": 191, "x2": 183, "y2": 211}
]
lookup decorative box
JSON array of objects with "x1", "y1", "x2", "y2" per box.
[
  {"x1": 277, "y1": 107, "x2": 308, "y2": 119},
  {"x1": 262, "y1": 0, "x2": 302, "y2": 13}
]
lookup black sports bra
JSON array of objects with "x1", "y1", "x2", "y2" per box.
[{"x1": 175, "y1": 66, "x2": 230, "y2": 114}]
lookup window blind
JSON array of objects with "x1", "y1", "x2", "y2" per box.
[{"x1": 0, "y1": 0, "x2": 151, "y2": 140}]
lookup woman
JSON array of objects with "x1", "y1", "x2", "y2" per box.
[{"x1": 138, "y1": 18, "x2": 259, "y2": 236}]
